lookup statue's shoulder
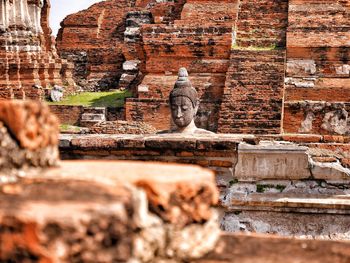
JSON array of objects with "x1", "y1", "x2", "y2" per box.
[
  {"x1": 157, "y1": 130, "x2": 172, "y2": 134},
  {"x1": 194, "y1": 128, "x2": 215, "y2": 135}
]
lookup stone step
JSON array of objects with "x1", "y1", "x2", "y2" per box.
[
  {"x1": 221, "y1": 187, "x2": 350, "y2": 239},
  {"x1": 224, "y1": 192, "x2": 350, "y2": 214},
  {"x1": 221, "y1": 207, "x2": 350, "y2": 239},
  {"x1": 82, "y1": 107, "x2": 106, "y2": 114},
  {"x1": 79, "y1": 120, "x2": 103, "y2": 128},
  {"x1": 80, "y1": 113, "x2": 106, "y2": 122}
]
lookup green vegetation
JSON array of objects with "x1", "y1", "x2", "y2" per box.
[
  {"x1": 256, "y1": 184, "x2": 286, "y2": 193},
  {"x1": 59, "y1": 124, "x2": 81, "y2": 133},
  {"x1": 48, "y1": 90, "x2": 132, "y2": 108},
  {"x1": 229, "y1": 179, "x2": 239, "y2": 186},
  {"x1": 231, "y1": 43, "x2": 278, "y2": 51}
]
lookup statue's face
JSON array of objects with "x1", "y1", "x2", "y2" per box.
[{"x1": 170, "y1": 96, "x2": 196, "y2": 128}]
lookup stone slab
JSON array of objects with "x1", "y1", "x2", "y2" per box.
[
  {"x1": 221, "y1": 211, "x2": 350, "y2": 240},
  {"x1": 226, "y1": 193, "x2": 350, "y2": 213},
  {"x1": 234, "y1": 141, "x2": 311, "y2": 181}
]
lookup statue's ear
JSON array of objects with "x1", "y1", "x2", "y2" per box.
[{"x1": 194, "y1": 100, "x2": 199, "y2": 116}]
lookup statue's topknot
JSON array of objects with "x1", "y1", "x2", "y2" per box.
[{"x1": 169, "y1": 67, "x2": 198, "y2": 107}]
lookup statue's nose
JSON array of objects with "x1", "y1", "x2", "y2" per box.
[{"x1": 177, "y1": 108, "x2": 183, "y2": 118}]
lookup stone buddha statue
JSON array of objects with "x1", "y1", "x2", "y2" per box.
[{"x1": 167, "y1": 67, "x2": 213, "y2": 134}]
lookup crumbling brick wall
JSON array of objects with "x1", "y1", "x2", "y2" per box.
[
  {"x1": 0, "y1": 0, "x2": 75, "y2": 100},
  {"x1": 218, "y1": 0, "x2": 288, "y2": 134},
  {"x1": 283, "y1": 0, "x2": 350, "y2": 135}
]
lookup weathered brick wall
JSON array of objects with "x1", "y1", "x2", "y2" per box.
[
  {"x1": 0, "y1": 0, "x2": 75, "y2": 100},
  {"x1": 55, "y1": 0, "x2": 349, "y2": 135},
  {"x1": 125, "y1": 99, "x2": 170, "y2": 130},
  {"x1": 235, "y1": 0, "x2": 288, "y2": 48},
  {"x1": 49, "y1": 105, "x2": 84, "y2": 126},
  {"x1": 49, "y1": 105, "x2": 125, "y2": 126},
  {"x1": 178, "y1": 0, "x2": 238, "y2": 26},
  {"x1": 56, "y1": 1, "x2": 134, "y2": 91},
  {"x1": 56, "y1": 0, "x2": 186, "y2": 91},
  {"x1": 284, "y1": 102, "x2": 350, "y2": 135},
  {"x1": 217, "y1": 0, "x2": 288, "y2": 134},
  {"x1": 283, "y1": 0, "x2": 350, "y2": 135},
  {"x1": 218, "y1": 50, "x2": 285, "y2": 134}
]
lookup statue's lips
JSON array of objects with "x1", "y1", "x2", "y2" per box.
[{"x1": 174, "y1": 117, "x2": 187, "y2": 126}]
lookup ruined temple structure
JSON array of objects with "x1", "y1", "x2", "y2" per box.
[
  {"x1": 1, "y1": 99, "x2": 350, "y2": 261},
  {"x1": 55, "y1": 0, "x2": 350, "y2": 240},
  {"x1": 56, "y1": 0, "x2": 350, "y2": 135},
  {"x1": 0, "y1": 0, "x2": 75, "y2": 100},
  {"x1": 56, "y1": 0, "x2": 185, "y2": 91}
]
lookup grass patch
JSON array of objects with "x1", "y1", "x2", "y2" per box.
[
  {"x1": 229, "y1": 179, "x2": 239, "y2": 187},
  {"x1": 256, "y1": 184, "x2": 286, "y2": 193},
  {"x1": 48, "y1": 90, "x2": 132, "y2": 108},
  {"x1": 231, "y1": 43, "x2": 279, "y2": 51},
  {"x1": 60, "y1": 124, "x2": 81, "y2": 133}
]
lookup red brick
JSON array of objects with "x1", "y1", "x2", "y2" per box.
[{"x1": 209, "y1": 160, "x2": 233, "y2": 168}]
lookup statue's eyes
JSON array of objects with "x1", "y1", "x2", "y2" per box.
[{"x1": 182, "y1": 107, "x2": 188, "y2": 111}]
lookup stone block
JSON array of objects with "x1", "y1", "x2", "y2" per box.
[
  {"x1": 234, "y1": 142, "x2": 310, "y2": 181},
  {"x1": 137, "y1": 85, "x2": 149, "y2": 93},
  {"x1": 123, "y1": 60, "x2": 141, "y2": 72},
  {"x1": 310, "y1": 160, "x2": 350, "y2": 180}
]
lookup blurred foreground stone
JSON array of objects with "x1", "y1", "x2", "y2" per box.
[
  {"x1": 1, "y1": 161, "x2": 350, "y2": 263},
  {"x1": 0, "y1": 160, "x2": 219, "y2": 262},
  {"x1": 0, "y1": 100, "x2": 59, "y2": 182}
]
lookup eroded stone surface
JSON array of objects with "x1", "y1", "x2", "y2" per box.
[
  {"x1": 235, "y1": 141, "x2": 310, "y2": 181},
  {"x1": 284, "y1": 101, "x2": 350, "y2": 136},
  {"x1": 221, "y1": 211, "x2": 350, "y2": 240},
  {"x1": 0, "y1": 160, "x2": 220, "y2": 262},
  {"x1": 0, "y1": 100, "x2": 59, "y2": 182},
  {"x1": 0, "y1": 100, "x2": 59, "y2": 150}
]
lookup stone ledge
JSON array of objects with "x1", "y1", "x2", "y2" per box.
[
  {"x1": 60, "y1": 135, "x2": 350, "y2": 182},
  {"x1": 221, "y1": 210, "x2": 350, "y2": 240},
  {"x1": 60, "y1": 134, "x2": 248, "y2": 150},
  {"x1": 225, "y1": 193, "x2": 350, "y2": 214},
  {"x1": 60, "y1": 133, "x2": 350, "y2": 149},
  {"x1": 196, "y1": 233, "x2": 350, "y2": 262}
]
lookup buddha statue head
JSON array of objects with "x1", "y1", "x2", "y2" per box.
[{"x1": 169, "y1": 67, "x2": 199, "y2": 133}]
